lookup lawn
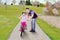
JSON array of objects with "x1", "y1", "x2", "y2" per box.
[
  {"x1": 0, "y1": 15, "x2": 19, "y2": 40},
  {"x1": 0, "y1": 5, "x2": 21, "y2": 40},
  {"x1": 37, "y1": 18, "x2": 60, "y2": 40},
  {"x1": 0, "y1": 5, "x2": 43, "y2": 16},
  {"x1": 0, "y1": 5, "x2": 43, "y2": 40}
]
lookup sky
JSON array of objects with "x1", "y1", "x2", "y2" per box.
[{"x1": 1, "y1": 0, "x2": 59, "y2": 5}]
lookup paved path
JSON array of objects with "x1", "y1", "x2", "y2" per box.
[
  {"x1": 8, "y1": 21, "x2": 50, "y2": 40},
  {"x1": 39, "y1": 16, "x2": 60, "y2": 28}
]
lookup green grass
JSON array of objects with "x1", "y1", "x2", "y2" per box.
[
  {"x1": 0, "y1": 5, "x2": 43, "y2": 16},
  {"x1": 0, "y1": 5, "x2": 43, "y2": 40},
  {"x1": 0, "y1": 15, "x2": 19, "y2": 40},
  {"x1": 37, "y1": 18, "x2": 60, "y2": 40},
  {"x1": 0, "y1": 5, "x2": 24, "y2": 16}
]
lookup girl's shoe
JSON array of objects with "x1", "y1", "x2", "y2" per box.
[{"x1": 20, "y1": 32, "x2": 22, "y2": 37}]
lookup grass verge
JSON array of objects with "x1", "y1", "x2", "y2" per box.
[
  {"x1": 0, "y1": 15, "x2": 19, "y2": 40},
  {"x1": 37, "y1": 18, "x2": 60, "y2": 40}
]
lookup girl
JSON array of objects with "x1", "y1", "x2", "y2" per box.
[{"x1": 19, "y1": 11, "x2": 27, "y2": 36}]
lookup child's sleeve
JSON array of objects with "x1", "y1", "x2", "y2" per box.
[{"x1": 26, "y1": 15, "x2": 28, "y2": 20}]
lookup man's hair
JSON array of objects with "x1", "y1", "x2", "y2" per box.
[{"x1": 26, "y1": 8, "x2": 29, "y2": 9}]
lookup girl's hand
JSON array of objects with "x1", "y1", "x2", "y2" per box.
[
  {"x1": 19, "y1": 16, "x2": 22, "y2": 19},
  {"x1": 27, "y1": 19, "x2": 29, "y2": 21}
]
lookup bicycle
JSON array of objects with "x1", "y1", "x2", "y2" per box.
[{"x1": 20, "y1": 22, "x2": 27, "y2": 37}]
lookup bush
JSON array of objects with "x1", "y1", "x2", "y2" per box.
[
  {"x1": 11, "y1": 3, "x2": 13, "y2": 5},
  {"x1": 4, "y1": 3, "x2": 7, "y2": 5},
  {"x1": 40, "y1": 3, "x2": 45, "y2": 7}
]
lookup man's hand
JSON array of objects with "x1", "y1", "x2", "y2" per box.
[{"x1": 27, "y1": 16, "x2": 31, "y2": 21}]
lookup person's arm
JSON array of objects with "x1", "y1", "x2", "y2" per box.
[
  {"x1": 30, "y1": 11, "x2": 34, "y2": 18},
  {"x1": 27, "y1": 15, "x2": 30, "y2": 21},
  {"x1": 26, "y1": 15, "x2": 29, "y2": 21},
  {"x1": 28, "y1": 11, "x2": 34, "y2": 20},
  {"x1": 19, "y1": 15, "x2": 22, "y2": 19}
]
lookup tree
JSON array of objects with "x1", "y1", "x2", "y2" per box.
[
  {"x1": 19, "y1": 0, "x2": 26, "y2": 5},
  {"x1": 4, "y1": 2, "x2": 7, "y2": 5},
  {"x1": 40, "y1": 3, "x2": 45, "y2": 7},
  {"x1": 0, "y1": 0, "x2": 2, "y2": 6},
  {"x1": 4, "y1": 0, "x2": 7, "y2": 5},
  {"x1": 11, "y1": 3, "x2": 13, "y2": 5},
  {"x1": 45, "y1": 1, "x2": 54, "y2": 15},
  {"x1": 30, "y1": 1, "x2": 36, "y2": 6},
  {"x1": 19, "y1": 0, "x2": 21, "y2": 5},
  {"x1": 19, "y1": 0, "x2": 22, "y2": 5},
  {"x1": 12, "y1": 0, "x2": 16, "y2": 5},
  {"x1": 35, "y1": 1, "x2": 40, "y2": 7},
  {"x1": 30, "y1": 1, "x2": 40, "y2": 6},
  {"x1": 0, "y1": 0, "x2": 2, "y2": 4},
  {"x1": 26, "y1": 0, "x2": 31, "y2": 5}
]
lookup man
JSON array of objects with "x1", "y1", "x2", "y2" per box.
[{"x1": 25, "y1": 8, "x2": 38, "y2": 32}]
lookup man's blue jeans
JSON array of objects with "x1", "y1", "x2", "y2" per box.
[{"x1": 31, "y1": 18, "x2": 36, "y2": 31}]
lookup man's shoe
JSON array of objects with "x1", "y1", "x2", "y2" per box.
[
  {"x1": 30, "y1": 30, "x2": 35, "y2": 32},
  {"x1": 32, "y1": 31, "x2": 35, "y2": 32}
]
